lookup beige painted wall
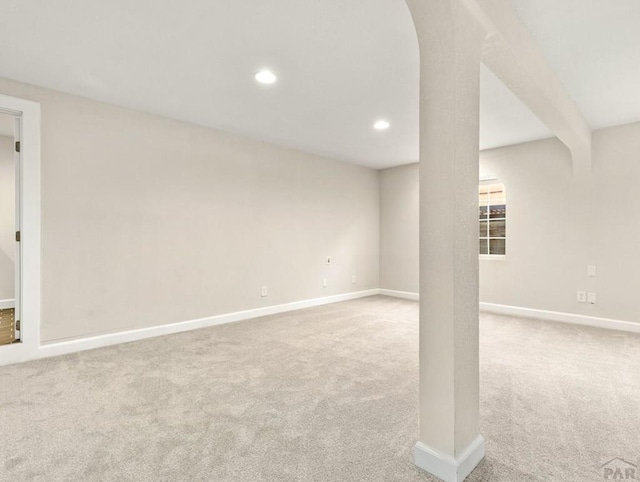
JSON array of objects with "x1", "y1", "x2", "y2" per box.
[
  {"x1": 0, "y1": 135, "x2": 15, "y2": 301},
  {"x1": 379, "y1": 122, "x2": 640, "y2": 323},
  {"x1": 380, "y1": 163, "x2": 418, "y2": 293},
  {"x1": 0, "y1": 77, "x2": 380, "y2": 343}
]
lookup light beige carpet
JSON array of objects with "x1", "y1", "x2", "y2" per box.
[{"x1": 0, "y1": 295, "x2": 639, "y2": 481}]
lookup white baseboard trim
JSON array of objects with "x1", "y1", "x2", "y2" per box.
[
  {"x1": 414, "y1": 435, "x2": 485, "y2": 482},
  {"x1": 10, "y1": 290, "x2": 639, "y2": 366},
  {"x1": 377, "y1": 291, "x2": 640, "y2": 334},
  {"x1": 480, "y1": 302, "x2": 640, "y2": 334},
  {"x1": 36, "y1": 289, "x2": 379, "y2": 361},
  {"x1": 0, "y1": 299, "x2": 15, "y2": 309},
  {"x1": 378, "y1": 289, "x2": 419, "y2": 301}
]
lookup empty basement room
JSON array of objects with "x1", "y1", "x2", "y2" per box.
[{"x1": 0, "y1": 0, "x2": 639, "y2": 481}]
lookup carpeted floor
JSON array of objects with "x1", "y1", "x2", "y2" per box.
[{"x1": 1, "y1": 295, "x2": 639, "y2": 481}]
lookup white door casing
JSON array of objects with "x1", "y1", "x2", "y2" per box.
[
  {"x1": 0, "y1": 94, "x2": 41, "y2": 366},
  {"x1": 14, "y1": 115, "x2": 21, "y2": 340}
]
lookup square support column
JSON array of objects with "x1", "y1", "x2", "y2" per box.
[{"x1": 404, "y1": 1, "x2": 486, "y2": 480}]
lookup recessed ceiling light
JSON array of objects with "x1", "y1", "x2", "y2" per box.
[
  {"x1": 255, "y1": 70, "x2": 277, "y2": 84},
  {"x1": 374, "y1": 120, "x2": 390, "y2": 130}
]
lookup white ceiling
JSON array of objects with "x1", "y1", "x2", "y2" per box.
[
  {"x1": 512, "y1": 0, "x2": 640, "y2": 131},
  {"x1": 0, "y1": 0, "x2": 637, "y2": 169}
]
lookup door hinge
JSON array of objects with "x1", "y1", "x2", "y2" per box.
[
  {"x1": 15, "y1": 231, "x2": 20, "y2": 242},
  {"x1": 15, "y1": 141, "x2": 20, "y2": 153},
  {"x1": 16, "y1": 320, "x2": 20, "y2": 331}
]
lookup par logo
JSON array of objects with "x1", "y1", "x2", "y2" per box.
[{"x1": 601, "y1": 458, "x2": 637, "y2": 480}]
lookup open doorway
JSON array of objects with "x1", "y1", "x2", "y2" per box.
[
  {"x1": 0, "y1": 94, "x2": 40, "y2": 365},
  {"x1": 0, "y1": 112, "x2": 19, "y2": 345}
]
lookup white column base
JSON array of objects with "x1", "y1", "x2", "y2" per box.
[{"x1": 413, "y1": 435, "x2": 485, "y2": 482}]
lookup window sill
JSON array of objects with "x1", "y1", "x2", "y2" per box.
[{"x1": 480, "y1": 255, "x2": 506, "y2": 261}]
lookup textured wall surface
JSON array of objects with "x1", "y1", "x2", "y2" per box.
[
  {"x1": 0, "y1": 77, "x2": 380, "y2": 343},
  {"x1": 480, "y1": 122, "x2": 640, "y2": 323},
  {"x1": 380, "y1": 163, "x2": 419, "y2": 293},
  {"x1": 379, "y1": 122, "x2": 640, "y2": 324}
]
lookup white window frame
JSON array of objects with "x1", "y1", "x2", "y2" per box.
[
  {"x1": 0, "y1": 94, "x2": 41, "y2": 366},
  {"x1": 479, "y1": 178, "x2": 506, "y2": 261}
]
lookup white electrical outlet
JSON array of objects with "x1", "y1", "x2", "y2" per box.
[
  {"x1": 261, "y1": 286, "x2": 268, "y2": 297},
  {"x1": 351, "y1": 275, "x2": 357, "y2": 284},
  {"x1": 326, "y1": 256, "x2": 332, "y2": 265},
  {"x1": 587, "y1": 265, "x2": 597, "y2": 277},
  {"x1": 588, "y1": 292, "x2": 597, "y2": 304},
  {"x1": 322, "y1": 278, "x2": 327, "y2": 288},
  {"x1": 577, "y1": 291, "x2": 587, "y2": 303}
]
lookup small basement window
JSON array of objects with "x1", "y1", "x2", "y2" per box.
[{"x1": 479, "y1": 180, "x2": 506, "y2": 258}]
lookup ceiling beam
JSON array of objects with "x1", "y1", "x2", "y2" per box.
[{"x1": 463, "y1": 0, "x2": 592, "y2": 175}]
